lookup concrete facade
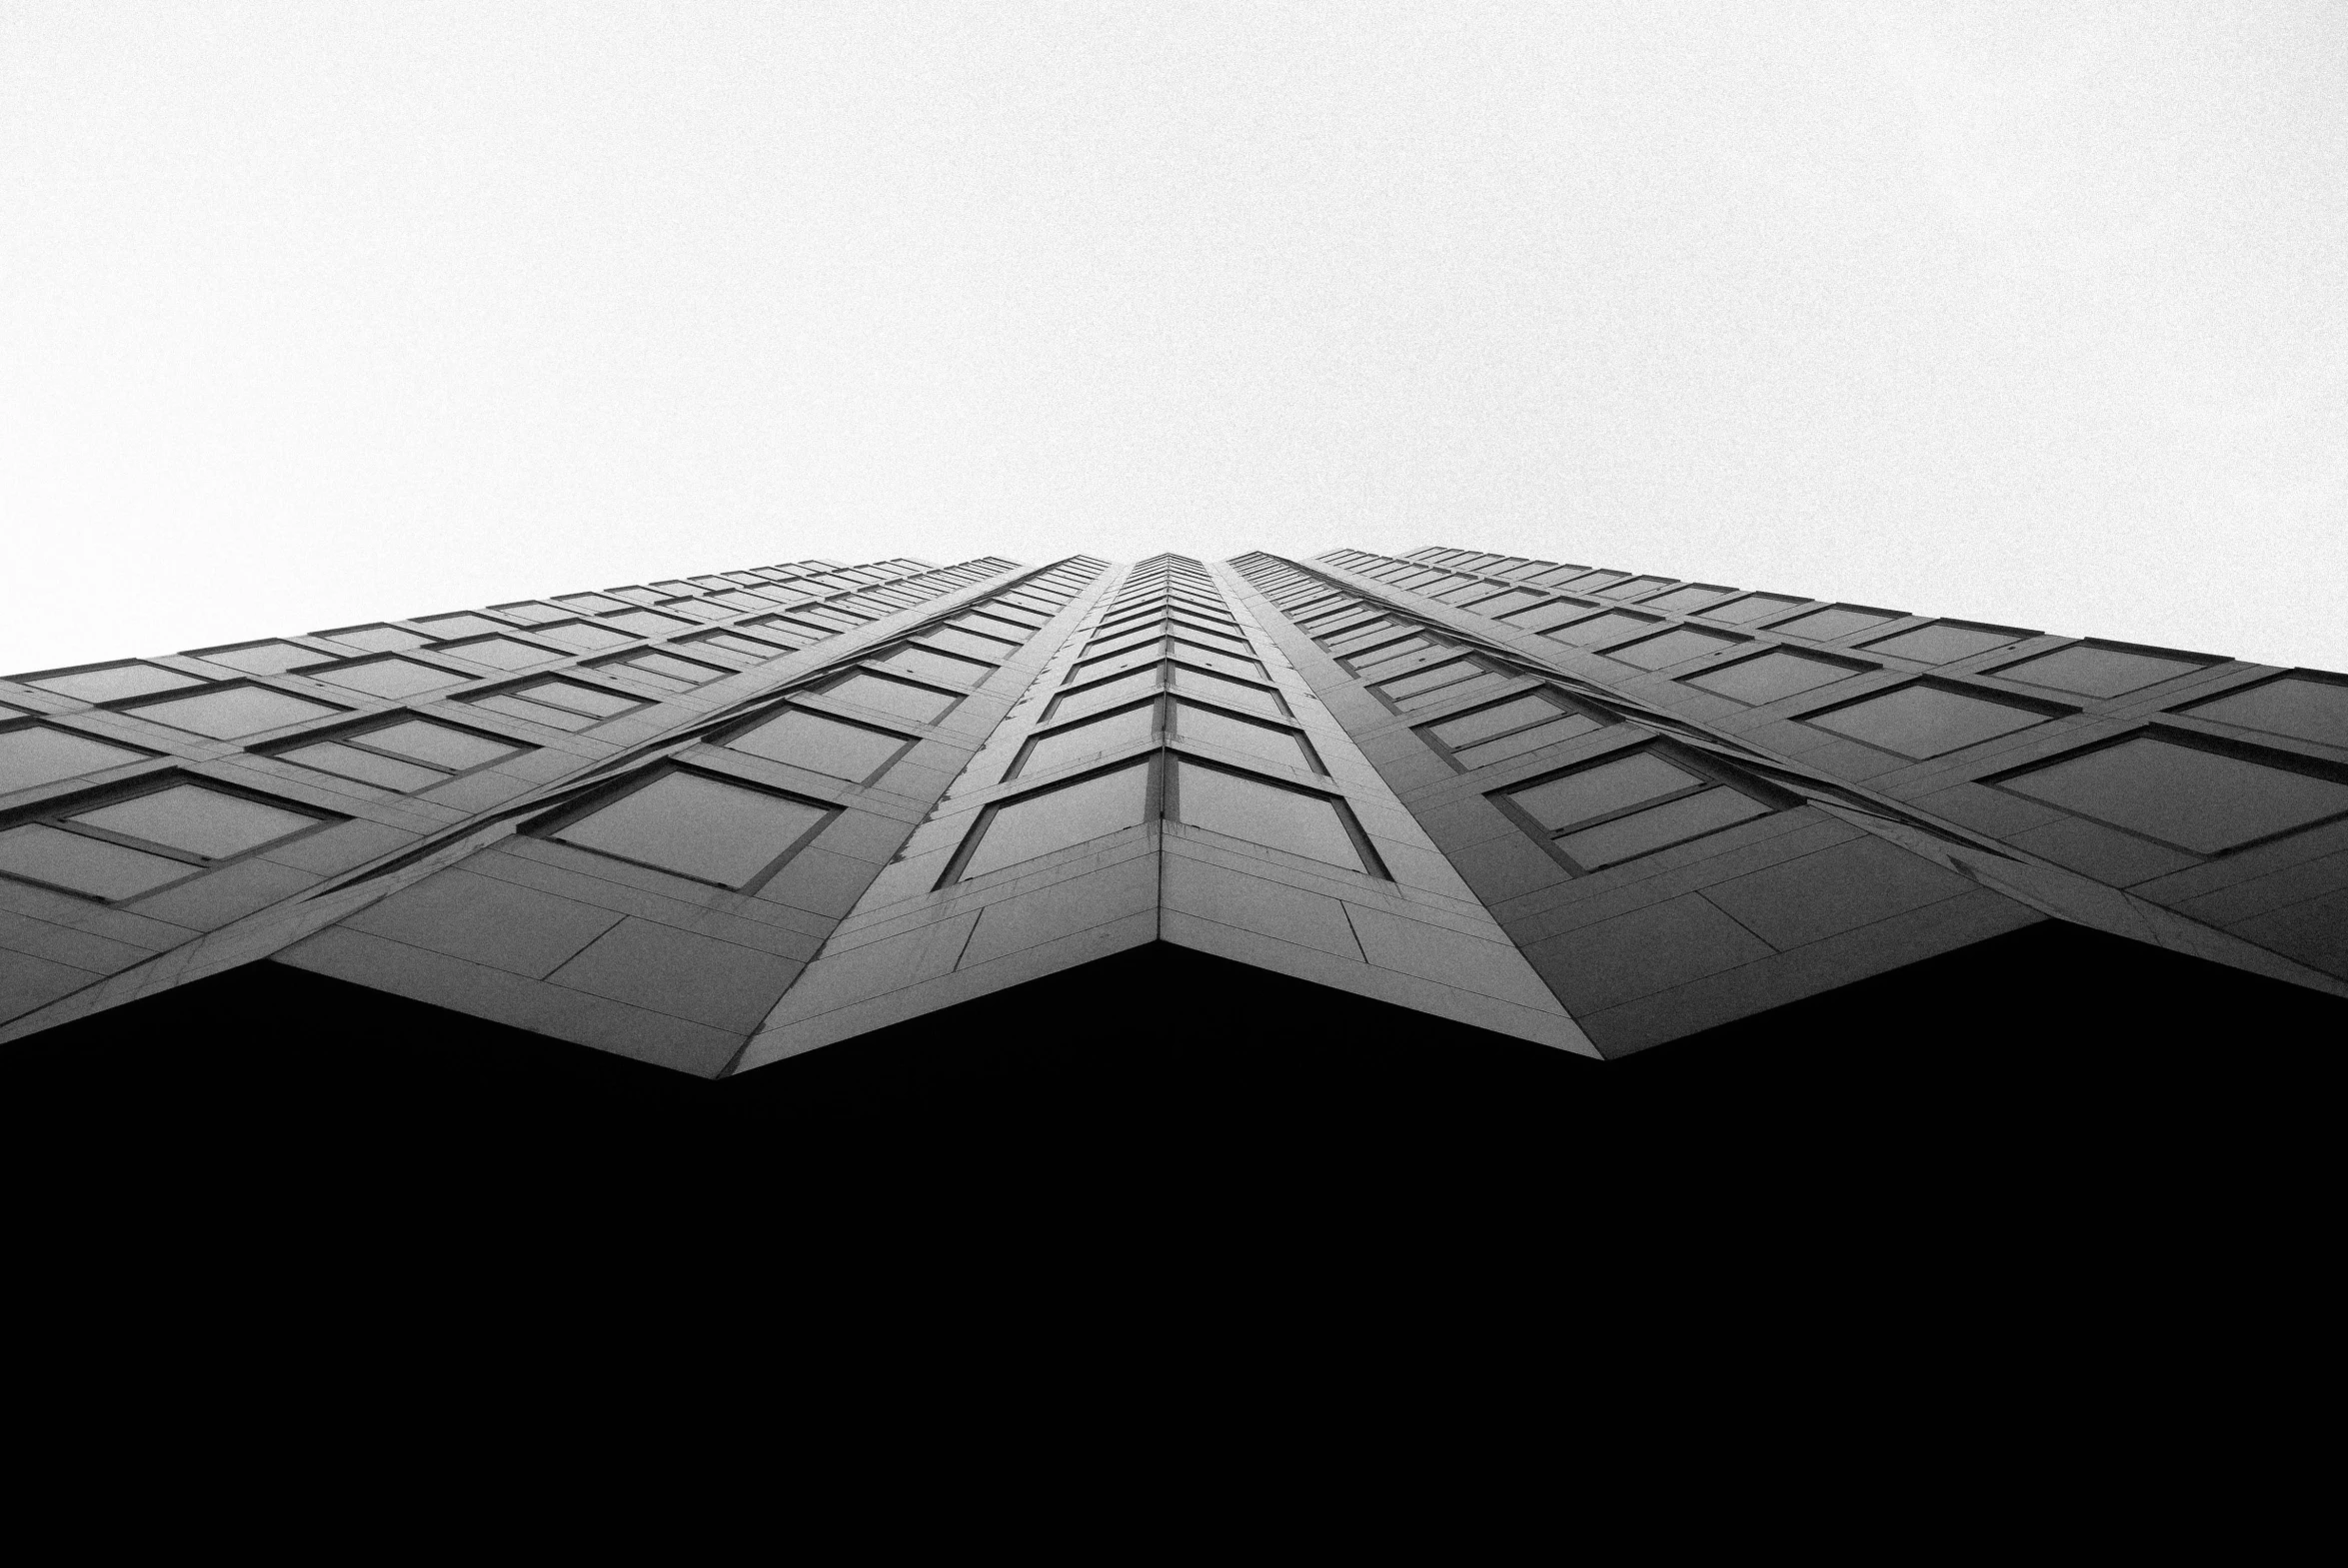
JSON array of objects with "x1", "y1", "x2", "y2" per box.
[{"x1": 6, "y1": 545, "x2": 2345, "y2": 1091}]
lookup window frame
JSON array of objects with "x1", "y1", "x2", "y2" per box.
[
  {"x1": 525, "y1": 762, "x2": 841, "y2": 893},
  {"x1": 1980, "y1": 725, "x2": 2348, "y2": 858},
  {"x1": 1792, "y1": 678, "x2": 2073, "y2": 761},
  {"x1": 458, "y1": 675, "x2": 654, "y2": 734},
  {"x1": 1413, "y1": 688, "x2": 1612, "y2": 773},
  {"x1": 251, "y1": 713, "x2": 531, "y2": 794},
  {"x1": 1489, "y1": 742, "x2": 1790, "y2": 875},
  {"x1": 1163, "y1": 752, "x2": 1388, "y2": 877},
  {"x1": 711, "y1": 702, "x2": 922, "y2": 785},
  {"x1": 0, "y1": 718, "x2": 167, "y2": 797},
  {"x1": 0, "y1": 771, "x2": 345, "y2": 901}
]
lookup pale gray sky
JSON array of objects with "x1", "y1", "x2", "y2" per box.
[{"x1": 4, "y1": 3, "x2": 2343, "y2": 674}]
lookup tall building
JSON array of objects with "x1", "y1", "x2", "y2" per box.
[{"x1": 4, "y1": 546, "x2": 2345, "y2": 1142}]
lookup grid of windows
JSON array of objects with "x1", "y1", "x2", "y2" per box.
[
  {"x1": 268, "y1": 718, "x2": 526, "y2": 793},
  {"x1": 1498, "y1": 749, "x2": 1774, "y2": 872},
  {"x1": 0, "y1": 779, "x2": 337, "y2": 901}
]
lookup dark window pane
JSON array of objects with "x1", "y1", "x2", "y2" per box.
[
  {"x1": 0, "y1": 824, "x2": 191, "y2": 898},
  {"x1": 1018, "y1": 705, "x2": 1158, "y2": 778},
  {"x1": 279, "y1": 742, "x2": 447, "y2": 791},
  {"x1": 1511, "y1": 752, "x2": 1697, "y2": 830},
  {"x1": 2002, "y1": 737, "x2": 2348, "y2": 853},
  {"x1": 323, "y1": 626, "x2": 430, "y2": 654},
  {"x1": 314, "y1": 659, "x2": 467, "y2": 699},
  {"x1": 1685, "y1": 651, "x2": 1860, "y2": 706},
  {"x1": 963, "y1": 764, "x2": 1150, "y2": 878},
  {"x1": 1558, "y1": 788, "x2": 1771, "y2": 867},
  {"x1": 360, "y1": 720, "x2": 512, "y2": 770},
  {"x1": 1171, "y1": 667, "x2": 1283, "y2": 718},
  {"x1": 1430, "y1": 695, "x2": 1563, "y2": 750},
  {"x1": 1999, "y1": 645, "x2": 2207, "y2": 698},
  {"x1": 0, "y1": 728, "x2": 150, "y2": 793},
  {"x1": 1701, "y1": 594, "x2": 1804, "y2": 625},
  {"x1": 27, "y1": 664, "x2": 206, "y2": 703},
  {"x1": 1174, "y1": 705, "x2": 1313, "y2": 771},
  {"x1": 554, "y1": 773, "x2": 828, "y2": 885},
  {"x1": 824, "y1": 673, "x2": 959, "y2": 724},
  {"x1": 2181, "y1": 677, "x2": 2348, "y2": 750},
  {"x1": 192, "y1": 642, "x2": 327, "y2": 677},
  {"x1": 1604, "y1": 628, "x2": 1742, "y2": 670},
  {"x1": 1174, "y1": 762, "x2": 1362, "y2": 870},
  {"x1": 1861, "y1": 623, "x2": 2027, "y2": 664},
  {"x1": 127, "y1": 687, "x2": 343, "y2": 740},
  {"x1": 1453, "y1": 715, "x2": 1604, "y2": 769},
  {"x1": 71, "y1": 784, "x2": 316, "y2": 857},
  {"x1": 1808, "y1": 686, "x2": 2049, "y2": 759},
  {"x1": 1545, "y1": 611, "x2": 1656, "y2": 647},
  {"x1": 727, "y1": 709, "x2": 910, "y2": 781}
]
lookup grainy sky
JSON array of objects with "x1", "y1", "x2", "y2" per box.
[{"x1": 4, "y1": 3, "x2": 2343, "y2": 674}]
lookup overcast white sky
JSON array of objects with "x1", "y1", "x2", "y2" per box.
[{"x1": 3, "y1": 3, "x2": 2343, "y2": 675}]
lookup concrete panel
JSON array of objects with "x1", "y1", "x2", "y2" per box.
[
  {"x1": 342, "y1": 867, "x2": 624, "y2": 978},
  {"x1": 2229, "y1": 887, "x2": 2348, "y2": 980},
  {"x1": 124, "y1": 858, "x2": 322, "y2": 932},
  {"x1": 1697, "y1": 835, "x2": 1976, "y2": 952},
  {"x1": 2005, "y1": 817, "x2": 2201, "y2": 887},
  {"x1": 1342, "y1": 902, "x2": 1561, "y2": 1010},
  {"x1": 549, "y1": 916, "x2": 806, "y2": 1031},
  {"x1": 0, "y1": 949, "x2": 100, "y2": 1025},
  {"x1": 1524, "y1": 892, "x2": 1775, "y2": 1016},
  {"x1": 959, "y1": 854, "x2": 1160, "y2": 969},
  {"x1": 756, "y1": 908, "x2": 983, "y2": 1031},
  {"x1": 1162, "y1": 852, "x2": 1361, "y2": 961}
]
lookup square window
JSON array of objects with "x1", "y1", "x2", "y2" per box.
[
  {"x1": 185, "y1": 641, "x2": 332, "y2": 677},
  {"x1": 465, "y1": 679, "x2": 645, "y2": 732},
  {"x1": 1683, "y1": 649, "x2": 1866, "y2": 706},
  {"x1": 1991, "y1": 642, "x2": 2215, "y2": 699},
  {"x1": 1597, "y1": 575, "x2": 1678, "y2": 600},
  {"x1": 1640, "y1": 585, "x2": 1736, "y2": 614},
  {"x1": 1857, "y1": 621, "x2": 2034, "y2": 665},
  {"x1": 1170, "y1": 665, "x2": 1286, "y2": 720},
  {"x1": 555, "y1": 594, "x2": 634, "y2": 614},
  {"x1": 1496, "y1": 600, "x2": 1600, "y2": 634},
  {"x1": 954, "y1": 761, "x2": 1152, "y2": 881},
  {"x1": 1699, "y1": 593, "x2": 1804, "y2": 625},
  {"x1": 19, "y1": 662, "x2": 206, "y2": 704},
  {"x1": 1802, "y1": 682, "x2": 2056, "y2": 760},
  {"x1": 723, "y1": 707, "x2": 917, "y2": 783},
  {"x1": 1419, "y1": 693, "x2": 1605, "y2": 771},
  {"x1": 269, "y1": 718, "x2": 521, "y2": 792},
  {"x1": 533, "y1": 620, "x2": 641, "y2": 653},
  {"x1": 547, "y1": 769, "x2": 833, "y2": 889},
  {"x1": 0, "y1": 824, "x2": 196, "y2": 900},
  {"x1": 873, "y1": 645, "x2": 995, "y2": 688},
  {"x1": 2176, "y1": 674, "x2": 2348, "y2": 751},
  {"x1": 600, "y1": 609, "x2": 701, "y2": 638},
  {"x1": 411, "y1": 614, "x2": 510, "y2": 640},
  {"x1": 1996, "y1": 734, "x2": 2348, "y2": 854},
  {"x1": 121, "y1": 684, "x2": 349, "y2": 740},
  {"x1": 303, "y1": 657, "x2": 470, "y2": 700},
  {"x1": 1048, "y1": 667, "x2": 1164, "y2": 725},
  {"x1": 1498, "y1": 749, "x2": 1773, "y2": 871},
  {"x1": 1173, "y1": 760, "x2": 1369, "y2": 872},
  {"x1": 0, "y1": 778, "x2": 335, "y2": 901},
  {"x1": 435, "y1": 636, "x2": 564, "y2": 672},
  {"x1": 1172, "y1": 703, "x2": 1319, "y2": 773},
  {"x1": 318, "y1": 625, "x2": 431, "y2": 654},
  {"x1": 1456, "y1": 589, "x2": 1547, "y2": 618},
  {"x1": 0, "y1": 724, "x2": 157, "y2": 794},
  {"x1": 1543, "y1": 610, "x2": 1660, "y2": 647},
  {"x1": 1766, "y1": 605, "x2": 1903, "y2": 642},
  {"x1": 1014, "y1": 702, "x2": 1161, "y2": 779},
  {"x1": 818, "y1": 671, "x2": 962, "y2": 725},
  {"x1": 1600, "y1": 627, "x2": 1746, "y2": 671}
]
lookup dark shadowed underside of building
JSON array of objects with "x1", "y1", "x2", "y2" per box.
[{"x1": 4, "y1": 549, "x2": 2343, "y2": 1172}]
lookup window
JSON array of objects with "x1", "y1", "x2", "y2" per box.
[
  {"x1": 304, "y1": 657, "x2": 470, "y2": 700},
  {"x1": 1641, "y1": 585, "x2": 1735, "y2": 614},
  {"x1": 1598, "y1": 576, "x2": 1678, "y2": 600},
  {"x1": 121, "y1": 684, "x2": 348, "y2": 740},
  {"x1": 1500, "y1": 749, "x2": 1773, "y2": 871},
  {"x1": 1699, "y1": 593, "x2": 1804, "y2": 625},
  {"x1": 2176, "y1": 675, "x2": 2348, "y2": 751},
  {"x1": 735, "y1": 616, "x2": 827, "y2": 648},
  {"x1": 1996, "y1": 735, "x2": 2348, "y2": 855},
  {"x1": 188, "y1": 641, "x2": 331, "y2": 677},
  {"x1": 532, "y1": 621, "x2": 642, "y2": 653},
  {"x1": 953, "y1": 761, "x2": 1152, "y2": 881},
  {"x1": 1991, "y1": 642, "x2": 2213, "y2": 699},
  {"x1": 1167, "y1": 641, "x2": 1262, "y2": 682},
  {"x1": 434, "y1": 636, "x2": 565, "y2": 672},
  {"x1": 600, "y1": 609, "x2": 701, "y2": 638},
  {"x1": 1346, "y1": 635, "x2": 1442, "y2": 675},
  {"x1": 1014, "y1": 702, "x2": 1160, "y2": 779},
  {"x1": 923, "y1": 627, "x2": 1022, "y2": 662},
  {"x1": 1170, "y1": 665, "x2": 1286, "y2": 720},
  {"x1": 950, "y1": 612, "x2": 1032, "y2": 644},
  {"x1": 1374, "y1": 659, "x2": 1514, "y2": 714},
  {"x1": 546, "y1": 769, "x2": 832, "y2": 889},
  {"x1": 1456, "y1": 589, "x2": 1547, "y2": 618},
  {"x1": 1171, "y1": 703, "x2": 1319, "y2": 773},
  {"x1": 1049, "y1": 667, "x2": 1164, "y2": 724},
  {"x1": 1, "y1": 724, "x2": 157, "y2": 794},
  {"x1": 1683, "y1": 650, "x2": 1866, "y2": 707},
  {"x1": 555, "y1": 593, "x2": 633, "y2": 614},
  {"x1": 1419, "y1": 693, "x2": 1605, "y2": 771},
  {"x1": 1600, "y1": 627, "x2": 1745, "y2": 671},
  {"x1": 872, "y1": 645, "x2": 995, "y2": 688},
  {"x1": 489, "y1": 601, "x2": 569, "y2": 625},
  {"x1": 318, "y1": 625, "x2": 432, "y2": 654},
  {"x1": 723, "y1": 707, "x2": 915, "y2": 783},
  {"x1": 412, "y1": 614, "x2": 510, "y2": 640},
  {"x1": 464, "y1": 679, "x2": 646, "y2": 733},
  {"x1": 270, "y1": 718, "x2": 523, "y2": 793},
  {"x1": 1495, "y1": 600, "x2": 1599, "y2": 634},
  {"x1": 1172, "y1": 759, "x2": 1371, "y2": 872},
  {"x1": 1858, "y1": 622, "x2": 2033, "y2": 665},
  {"x1": 19, "y1": 662, "x2": 206, "y2": 704},
  {"x1": 1766, "y1": 605, "x2": 1903, "y2": 642},
  {"x1": 1543, "y1": 610, "x2": 1660, "y2": 647},
  {"x1": 1802, "y1": 683, "x2": 2056, "y2": 759},
  {"x1": 590, "y1": 650, "x2": 733, "y2": 692},
  {"x1": 817, "y1": 671, "x2": 961, "y2": 725},
  {"x1": 682, "y1": 630, "x2": 796, "y2": 662},
  {"x1": 0, "y1": 780, "x2": 333, "y2": 900}
]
